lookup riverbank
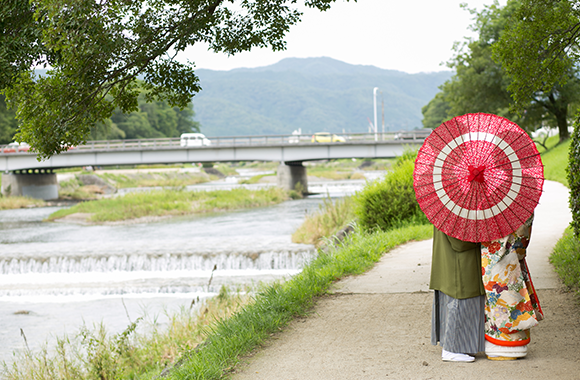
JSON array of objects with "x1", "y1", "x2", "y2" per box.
[{"x1": 46, "y1": 187, "x2": 289, "y2": 223}]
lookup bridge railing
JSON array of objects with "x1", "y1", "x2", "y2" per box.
[{"x1": 0, "y1": 130, "x2": 431, "y2": 154}]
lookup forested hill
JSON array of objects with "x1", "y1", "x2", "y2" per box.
[{"x1": 193, "y1": 57, "x2": 452, "y2": 137}]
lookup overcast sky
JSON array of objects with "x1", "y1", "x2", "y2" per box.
[{"x1": 178, "y1": 0, "x2": 506, "y2": 74}]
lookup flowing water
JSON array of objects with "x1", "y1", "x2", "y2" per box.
[{"x1": 0, "y1": 174, "x2": 382, "y2": 363}]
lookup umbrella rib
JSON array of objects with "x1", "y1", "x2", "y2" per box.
[
  {"x1": 463, "y1": 181, "x2": 479, "y2": 241},
  {"x1": 414, "y1": 175, "x2": 466, "y2": 200},
  {"x1": 479, "y1": 183, "x2": 492, "y2": 243},
  {"x1": 430, "y1": 123, "x2": 466, "y2": 165},
  {"x1": 417, "y1": 146, "x2": 464, "y2": 167},
  {"x1": 488, "y1": 153, "x2": 543, "y2": 171},
  {"x1": 489, "y1": 176, "x2": 545, "y2": 202},
  {"x1": 447, "y1": 183, "x2": 474, "y2": 240},
  {"x1": 483, "y1": 171, "x2": 545, "y2": 191},
  {"x1": 487, "y1": 181, "x2": 529, "y2": 233},
  {"x1": 433, "y1": 184, "x2": 469, "y2": 234}
]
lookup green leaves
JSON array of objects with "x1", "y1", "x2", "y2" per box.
[
  {"x1": 0, "y1": 0, "x2": 353, "y2": 159},
  {"x1": 493, "y1": 0, "x2": 580, "y2": 109},
  {"x1": 422, "y1": 0, "x2": 580, "y2": 141}
]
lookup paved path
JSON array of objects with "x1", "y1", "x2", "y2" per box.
[{"x1": 232, "y1": 181, "x2": 580, "y2": 379}]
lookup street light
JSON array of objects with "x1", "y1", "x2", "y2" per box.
[{"x1": 373, "y1": 87, "x2": 379, "y2": 141}]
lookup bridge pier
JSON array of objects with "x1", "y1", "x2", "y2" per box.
[
  {"x1": 1, "y1": 170, "x2": 59, "y2": 200},
  {"x1": 277, "y1": 162, "x2": 308, "y2": 194}
]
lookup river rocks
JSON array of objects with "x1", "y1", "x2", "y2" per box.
[
  {"x1": 78, "y1": 174, "x2": 117, "y2": 194},
  {"x1": 203, "y1": 167, "x2": 226, "y2": 178}
]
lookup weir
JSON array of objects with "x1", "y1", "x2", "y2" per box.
[
  {"x1": 1, "y1": 171, "x2": 59, "y2": 200},
  {"x1": 0, "y1": 250, "x2": 315, "y2": 275}
]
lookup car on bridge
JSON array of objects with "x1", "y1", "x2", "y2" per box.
[
  {"x1": 393, "y1": 129, "x2": 432, "y2": 140},
  {"x1": 2, "y1": 142, "x2": 30, "y2": 153},
  {"x1": 311, "y1": 132, "x2": 346, "y2": 143},
  {"x1": 180, "y1": 133, "x2": 211, "y2": 147}
]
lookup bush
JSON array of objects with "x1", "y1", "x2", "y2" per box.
[
  {"x1": 550, "y1": 227, "x2": 580, "y2": 295},
  {"x1": 354, "y1": 152, "x2": 428, "y2": 232},
  {"x1": 568, "y1": 116, "x2": 580, "y2": 236}
]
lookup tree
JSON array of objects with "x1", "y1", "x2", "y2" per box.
[
  {"x1": 0, "y1": 0, "x2": 352, "y2": 159},
  {"x1": 493, "y1": 0, "x2": 580, "y2": 110},
  {"x1": 0, "y1": 94, "x2": 18, "y2": 144},
  {"x1": 422, "y1": 0, "x2": 580, "y2": 141},
  {"x1": 100, "y1": 96, "x2": 200, "y2": 140},
  {"x1": 493, "y1": 0, "x2": 580, "y2": 236},
  {"x1": 421, "y1": 92, "x2": 451, "y2": 129}
]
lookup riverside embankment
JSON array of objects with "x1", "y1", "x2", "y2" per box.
[
  {"x1": 231, "y1": 180, "x2": 580, "y2": 379},
  {"x1": 0, "y1": 170, "x2": 378, "y2": 365}
]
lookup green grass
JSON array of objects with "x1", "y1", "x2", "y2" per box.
[
  {"x1": 2, "y1": 287, "x2": 251, "y2": 380},
  {"x1": 292, "y1": 196, "x2": 356, "y2": 246},
  {"x1": 239, "y1": 173, "x2": 275, "y2": 185},
  {"x1": 46, "y1": 187, "x2": 288, "y2": 222},
  {"x1": 539, "y1": 135, "x2": 571, "y2": 187},
  {"x1": 0, "y1": 196, "x2": 45, "y2": 209},
  {"x1": 98, "y1": 172, "x2": 210, "y2": 189},
  {"x1": 166, "y1": 224, "x2": 433, "y2": 380},
  {"x1": 550, "y1": 226, "x2": 580, "y2": 296}
]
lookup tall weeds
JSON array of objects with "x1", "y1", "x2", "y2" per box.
[
  {"x1": 292, "y1": 196, "x2": 355, "y2": 246},
  {"x1": 2, "y1": 287, "x2": 249, "y2": 380},
  {"x1": 0, "y1": 196, "x2": 45, "y2": 210}
]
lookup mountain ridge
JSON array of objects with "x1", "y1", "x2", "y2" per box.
[{"x1": 193, "y1": 57, "x2": 451, "y2": 136}]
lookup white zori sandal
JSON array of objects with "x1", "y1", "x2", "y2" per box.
[
  {"x1": 485, "y1": 340, "x2": 527, "y2": 360},
  {"x1": 441, "y1": 349, "x2": 475, "y2": 362}
]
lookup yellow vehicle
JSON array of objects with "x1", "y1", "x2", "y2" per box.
[{"x1": 311, "y1": 132, "x2": 346, "y2": 143}]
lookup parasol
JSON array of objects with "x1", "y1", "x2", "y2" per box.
[{"x1": 413, "y1": 113, "x2": 544, "y2": 242}]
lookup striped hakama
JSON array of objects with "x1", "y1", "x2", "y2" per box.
[{"x1": 431, "y1": 290, "x2": 486, "y2": 354}]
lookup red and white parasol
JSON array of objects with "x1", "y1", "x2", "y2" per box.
[{"x1": 413, "y1": 113, "x2": 544, "y2": 242}]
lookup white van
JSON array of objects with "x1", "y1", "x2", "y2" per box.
[{"x1": 180, "y1": 133, "x2": 211, "y2": 147}]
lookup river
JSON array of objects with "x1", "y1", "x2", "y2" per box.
[{"x1": 0, "y1": 174, "x2": 380, "y2": 363}]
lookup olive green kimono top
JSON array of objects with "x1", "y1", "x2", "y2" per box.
[{"x1": 429, "y1": 226, "x2": 486, "y2": 299}]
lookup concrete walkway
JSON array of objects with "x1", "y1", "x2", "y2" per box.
[{"x1": 232, "y1": 180, "x2": 580, "y2": 379}]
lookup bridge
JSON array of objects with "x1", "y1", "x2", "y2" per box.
[{"x1": 0, "y1": 131, "x2": 429, "y2": 199}]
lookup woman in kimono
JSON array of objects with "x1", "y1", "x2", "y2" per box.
[
  {"x1": 430, "y1": 227, "x2": 486, "y2": 362},
  {"x1": 481, "y1": 216, "x2": 543, "y2": 360}
]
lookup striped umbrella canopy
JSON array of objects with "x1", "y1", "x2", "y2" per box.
[{"x1": 413, "y1": 113, "x2": 544, "y2": 242}]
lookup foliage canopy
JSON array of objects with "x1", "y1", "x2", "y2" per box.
[
  {"x1": 422, "y1": 0, "x2": 580, "y2": 142},
  {"x1": 492, "y1": 0, "x2": 580, "y2": 235},
  {"x1": 0, "y1": 0, "x2": 352, "y2": 159}
]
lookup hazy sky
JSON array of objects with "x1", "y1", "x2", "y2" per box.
[{"x1": 178, "y1": 0, "x2": 506, "y2": 74}]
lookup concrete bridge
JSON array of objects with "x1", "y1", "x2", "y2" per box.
[{"x1": 0, "y1": 132, "x2": 428, "y2": 199}]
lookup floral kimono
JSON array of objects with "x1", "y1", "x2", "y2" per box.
[{"x1": 481, "y1": 216, "x2": 543, "y2": 346}]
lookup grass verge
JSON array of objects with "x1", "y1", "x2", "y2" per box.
[
  {"x1": 46, "y1": 187, "x2": 288, "y2": 222},
  {"x1": 550, "y1": 226, "x2": 580, "y2": 296},
  {"x1": 166, "y1": 224, "x2": 433, "y2": 380},
  {"x1": 0, "y1": 196, "x2": 45, "y2": 210},
  {"x1": 539, "y1": 135, "x2": 571, "y2": 186}
]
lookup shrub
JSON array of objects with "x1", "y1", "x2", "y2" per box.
[
  {"x1": 568, "y1": 115, "x2": 580, "y2": 236},
  {"x1": 354, "y1": 152, "x2": 428, "y2": 232},
  {"x1": 550, "y1": 227, "x2": 580, "y2": 295}
]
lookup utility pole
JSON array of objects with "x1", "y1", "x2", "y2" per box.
[{"x1": 381, "y1": 91, "x2": 385, "y2": 140}]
